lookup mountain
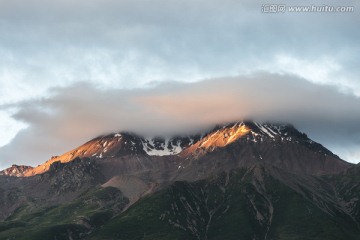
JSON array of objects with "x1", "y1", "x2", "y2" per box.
[
  {"x1": 0, "y1": 121, "x2": 359, "y2": 240},
  {"x1": 25, "y1": 121, "x2": 349, "y2": 178}
]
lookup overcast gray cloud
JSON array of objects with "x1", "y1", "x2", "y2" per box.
[
  {"x1": 0, "y1": 73, "x2": 360, "y2": 169},
  {"x1": 0, "y1": 0, "x2": 359, "y2": 104}
]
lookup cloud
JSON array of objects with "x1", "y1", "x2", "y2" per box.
[
  {"x1": 0, "y1": 0, "x2": 359, "y2": 106},
  {"x1": 0, "y1": 73, "x2": 360, "y2": 169}
]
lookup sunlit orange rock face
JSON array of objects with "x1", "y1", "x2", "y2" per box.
[
  {"x1": 24, "y1": 133, "x2": 142, "y2": 176},
  {"x1": 194, "y1": 123, "x2": 250, "y2": 149},
  {"x1": 180, "y1": 123, "x2": 250, "y2": 156}
]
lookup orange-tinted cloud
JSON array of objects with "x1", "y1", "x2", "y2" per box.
[{"x1": 1, "y1": 73, "x2": 360, "y2": 168}]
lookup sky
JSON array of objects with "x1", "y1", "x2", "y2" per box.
[{"x1": 0, "y1": 0, "x2": 359, "y2": 168}]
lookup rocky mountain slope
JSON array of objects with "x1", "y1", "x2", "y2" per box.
[
  {"x1": 0, "y1": 121, "x2": 358, "y2": 240},
  {"x1": 91, "y1": 165, "x2": 360, "y2": 240},
  {"x1": 24, "y1": 132, "x2": 200, "y2": 177},
  {"x1": 0, "y1": 165, "x2": 33, "y2": 177}
]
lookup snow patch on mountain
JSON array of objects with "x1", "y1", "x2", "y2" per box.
[{"x1": 141, "y1": 138, "x2": 191, "y2": 156}]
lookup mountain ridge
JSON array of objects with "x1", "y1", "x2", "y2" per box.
[{"x1": 19, "y1": 121, "x2": 350, "y2": 177}]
